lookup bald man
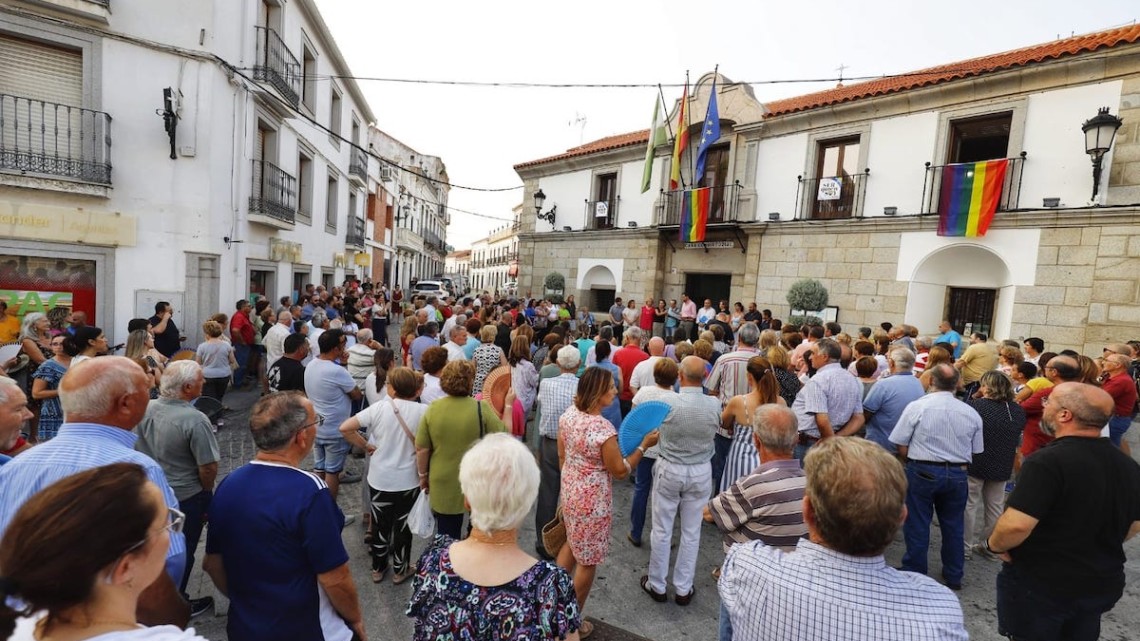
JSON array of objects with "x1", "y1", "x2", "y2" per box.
[
  {"x1": 629, "y1": 337, "x2": 666, "y2": 395},
  {"x1": 0, "y1": 357, "x2": 191, "y2": 627},
  {"x1": 988, "y1": 382, "x2": 1140, "y2": 641},
  {"x1": 642, "y1": 356, "x2": 720, "y2": 605}
]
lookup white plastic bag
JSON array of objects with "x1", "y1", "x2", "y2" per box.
[{"x1": 408, "y1": 491, "x2": 436, "y2": 539}]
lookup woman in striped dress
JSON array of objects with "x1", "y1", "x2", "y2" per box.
[{"x1": 718, "y1": 356, "x2": 785, "y2": 493}]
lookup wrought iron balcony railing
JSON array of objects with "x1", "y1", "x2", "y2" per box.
[
  {"x1": 349, "y1": 147, "x2": 368, "y2": 183},
  {"x1": 921, "y1": 153, "x2": 1026, "y2": 216},
  {"x1": 584, "y1": 198, "x2": 619, "y2": 230},
  {"x1": 0, "y1": 94, "x2": 112, "y2": 185},
  {"x1": 795, "y1": 169, "x2": 870, "y2": 220},
  {"x1": 345, "y1": 215, "x2": 366, "y2": 246},
  {"x1": 655, "y1": 182, "x2": 742, "y2": 226},
  {"x1": 253, "y1": 26, "x2": 301, "y2": 107},
  {"x1": 249, "y1": 159, "x2": 297, "y2": 223}
]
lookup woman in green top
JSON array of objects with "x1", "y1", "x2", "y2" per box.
[{"x1": 417, "y1": 360, "x2": 515, "y2": 538}]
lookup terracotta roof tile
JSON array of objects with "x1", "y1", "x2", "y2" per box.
[
  {"x1": 764, "y1": 24, "x2": 1140, "y2": 117},
  {"x1": 514, "y1": 24, "x2": 1140, "y2": 168},
  {"x1": 514, "y1": 130, "x2": 649, "y2": 170}
]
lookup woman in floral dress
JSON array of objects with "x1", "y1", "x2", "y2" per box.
[
  {"x1": 30, "y1": 334, "x2": 71, "y2": 441},
  {"x1": 556, "y1": 367, "x2": 658, "y2": 637}
]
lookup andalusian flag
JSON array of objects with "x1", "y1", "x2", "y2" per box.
[
  {"x1": 669, "y1": 82, "x2": 688, "y2": 190},
  {"x1": 679, "y1": 187, "x2": 710, "y2": 242},
  {"x1": 641, "y1": 96, "x2": 668, "y2": 193},
  {"x1": 937, "y1": 159, "x2": 1009, "y2": 237}
]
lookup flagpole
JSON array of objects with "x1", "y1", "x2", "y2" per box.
[
  {"x1": 658, "y1": 84, "x2": 674, "y2": 142},
  {"x1": 685, "y1": 70, "x2": 693, "y2": 190}
]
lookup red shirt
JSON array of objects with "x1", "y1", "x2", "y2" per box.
[
  {"x1": 1020, "y1": 387, "x2": 1055, "y2": 457},
  {"x1": 1102, "y1": 371, "x2": 1138, "y2": 417},
  {"x1": 612, "y1": 344, "x2": 649, "y2": 402},
  {"x1": 230, "y1": 311, "x2": 255, "y2": 345},
  {"x1": 639, "y1": 306, "x2": 655, "y2": 331}
]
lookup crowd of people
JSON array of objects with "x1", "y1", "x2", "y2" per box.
[{"x1": 0, "y1": 281, "x2": 1138, "y2": 641}]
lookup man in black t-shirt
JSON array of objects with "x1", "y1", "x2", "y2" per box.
[
  {"x1": 986, "y1": 382, "x2": 1140, "y2": 641},
  {"x1": 267, "y1": 333, "x2": 308, "y2": 393},
  {"x1": 148, "y1": 301, "x2": 182, "y2": 358}
]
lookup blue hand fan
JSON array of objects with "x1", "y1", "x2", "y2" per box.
[{"x1": 618, "y1": 401, "x2": 671, "y2": 457}]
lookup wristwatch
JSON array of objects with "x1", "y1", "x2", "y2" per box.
[{"x1": 982, "y1": 537, "x2": 1001, "y2": 555}]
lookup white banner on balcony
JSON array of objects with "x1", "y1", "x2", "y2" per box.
[
  {"x1": 594, "y1": 201, "x2": 609, "y2": 218},
  {"x1": 817, "y1": 177, "x2": 842, "y2": 201}
]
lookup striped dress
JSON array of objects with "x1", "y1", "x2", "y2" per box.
[{"x1": 720, "y1": 397, "x2": 759, "y2": 493}]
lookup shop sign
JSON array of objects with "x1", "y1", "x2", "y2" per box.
[
  {"x1": 684, "y1": 240, "x2": 734, "y2": 250},
  {"x1": 0, "y1": 203, "x2": 136, "y2": 246}
]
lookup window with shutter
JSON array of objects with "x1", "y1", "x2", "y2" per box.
[{"x1": 0, "y1": 35, "x2": 83, "y2": 106}]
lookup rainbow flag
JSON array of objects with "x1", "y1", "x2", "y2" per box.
[
  {"x1": 937, "y1": 159, "x2": 1009, "y2": 237},
  {"x1": 679, "y1": 187, "x2": 710, "y2": 242}
]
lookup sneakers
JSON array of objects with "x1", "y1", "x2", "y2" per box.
[
  {"x1": 342, "y1": 514, "x2": 357, "y2": 528},
  {"x1": 188, "y1": 596, "x2": 214, "y2": 618},
  {"x1": 340, "y1": 471, "x2": 362, "y2": 484}
]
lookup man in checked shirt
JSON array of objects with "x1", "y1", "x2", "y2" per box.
[{"x1": 719, "y1": 437, "x2": 967, "y2": 641}]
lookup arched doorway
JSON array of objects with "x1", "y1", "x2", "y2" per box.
[
  {"x1": 580, "y1": 264, "x2": 617, "y2": 313},
  {"x1": 905, "y1": 244, "x2": 1014, "y2": 339}
]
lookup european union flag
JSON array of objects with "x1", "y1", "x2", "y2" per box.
[{"x1": 694, "y1": 77, "x2": 721, "y2": 185}]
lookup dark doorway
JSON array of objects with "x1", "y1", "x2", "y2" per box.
[
  {"x1": 684, "y1": 273, "x2": 732, "y2": 309},
  {"x1": 947, "y1": 112, "x2": 1011, "y2": 164},
  {"x1": 590, "y1": 288, "x2": 615, "y2": 315},
  {"x1": 947, "y1": 287, "x2": 996, "y2": 337}
]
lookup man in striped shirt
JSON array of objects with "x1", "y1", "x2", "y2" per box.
[
  {"x1": 719, "y1": 437, "x2": 967, "y2": 641},
  {"x1": 889, "y1": 364, "x2": 983, "y2": 591},
  {"x1": 706, "y1": 403, "x2": 806, "y2": 641}
]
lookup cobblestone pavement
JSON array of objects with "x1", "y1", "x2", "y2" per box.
[{"x1": 186, "y1": 384, "x2": 1140, "y2": 641}]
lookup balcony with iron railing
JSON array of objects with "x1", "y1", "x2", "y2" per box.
[
  {"x1": 249, "y1": 159, "x2": 297, "y2": 226},
  {"x1": 794, "y1": 169, "x2": 870, "y2": 220},
  {"x1": 921, "y1": 153, "x2": 1027, "y2": 216},
  {"x1": 656, "y1": 182, "x2": 742, "y2": 227},
  {"x1": 253, "y1": 26, "x2": 301, "y2": 108},
  {"x1": 349, "y1": 147, "x2": 368, "y2": 185},
  {"x1": 345, "y1": 215, "x2": 366, "y2": 248},
  {"x1": 584, "y1": 197, "x2": 619, "y2": 230},
  {"x1": 0, "y1": 94, "x2": 112, "y2": 187}
]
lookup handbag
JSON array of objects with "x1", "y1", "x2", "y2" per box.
[
  {"x1": 476, "y1": 399, "x2": 485, "y2": 438},
  {"x1": 541, "y1": 506, "x2": 566, "y2": 557},
  {"x1": 392, "y1": 403, "x2": 416, "y2": 446}
]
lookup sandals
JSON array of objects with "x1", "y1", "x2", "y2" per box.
[
  {"x1": 392, "y1": 570, "x2": 414, "y2": 585},
  {"x1": 371, "y1": 569, "x2": 385, "y2": 583},
  {"x1": 578, "y1": 620, "x2": 595, "y2": 639}
]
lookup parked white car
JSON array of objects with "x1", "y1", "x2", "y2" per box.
[{"x1": 411, "y1": 280, "x2": 448, "y2": 301}]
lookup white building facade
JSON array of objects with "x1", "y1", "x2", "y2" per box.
[
  {"x1": 469, "y1": 206, "x2": 520, "y2": 296},
  {"x1": 0, "y1": 0, "x2": 385, "y2": 346},
  {"x1": 515, "y1": 26, "x2": 1140, "y2": 353}
]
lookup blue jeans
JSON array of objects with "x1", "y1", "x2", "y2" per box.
[
  {"x1": 997, "y1": 566, "x2": 1121, "y2": 641},
  {"x1": 628, "y1": 457, "x2": 656, "y2": 543},
  {"x1": 1108, "y1": 415, "x2": 1132, "y2": 446},
  {"x1": 178, "y1": 489, "x2": 212, "y2": 596},
  {"x1": 710, "y1": 434, "x2": 732, "y2": 496},
  {"x1": 901, "y1": 461, "x2": 968, "y2": 584},
  {"x1": 232, "y1": 343, "x2": 251, "y2": 385},
  {"x1": 718, "y1": 600, "x2": 733, "y2": 641}
]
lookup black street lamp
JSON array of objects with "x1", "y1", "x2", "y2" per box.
[
  {"x1": 1081, "y1": 106, "x2": 1123, "y2": 202},
  {"x1": 534, "y1": 188, "x2": 557, "y2": 229}
]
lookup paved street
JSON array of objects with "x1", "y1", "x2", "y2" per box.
[{"x1": 184, "y1": 382, "x2": 1140, "y2": 641}]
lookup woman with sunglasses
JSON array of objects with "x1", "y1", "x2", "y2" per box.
[{"x1": 0, "y1": 462, "x2": 206, "y2": 640}]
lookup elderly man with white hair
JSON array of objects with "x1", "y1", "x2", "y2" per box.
[
  {"x1": 135, "y1": 360, "x2": 220, "y2": 615},
  {"x1": 264, "y1": 310, "x2": 293, "y2": 369},
  {"x1": 444, "y1": 324, "x2": 469, "y2": 362},
  {"x1": 0, "y1": 356, "x2": 191, "y2": 627},
  {"x1": 533, "y1": 345, "x2": 582, "y2": 560},
  {"x1": 0, "y1": 377, "x2": 34, "y2": 465}
]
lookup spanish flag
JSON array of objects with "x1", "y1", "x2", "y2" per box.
[
  {"x1": 679, "y1": 187, "x2": 710, "y2": 242},
  {"x1": 669, "y1": 82, "x2": 688, "y2": 190},
  {"x1": 937, "y1": 159, "x2": 1009, "y2": 237}
]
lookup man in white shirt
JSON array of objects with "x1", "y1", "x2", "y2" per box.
[
  {"x1": 444, "y1": 326, "x2": 468, "y2": 362},
  {"x1": 441, "y1": 310, "x2": 465, "y2": 343},
  {"x1": 629, "y1": 337, "x2": 666, "y2": 395},
  {"x1": 264, "y1": 311, "x2": 293, "y2": 368},
  {"x1": 697, "y1": 299, "x2": 716, "y2": 329}
]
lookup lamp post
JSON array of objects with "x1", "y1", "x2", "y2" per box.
[
  {"x1": 1081, "y1": 106, "x2": 1123, "y2": 202},
  {"x1": 534, "y1": 188, "x2": 557, "y2": 229}
]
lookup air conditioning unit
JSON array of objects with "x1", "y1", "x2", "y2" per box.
[{"x1": 380, "y1": 166, "x2": 395, "y2": 182}]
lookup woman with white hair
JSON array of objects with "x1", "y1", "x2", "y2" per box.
[
  {"x1": 15, "y1": 312, "x2": 53, "y2": 438},
  {"x1": 408, "y1": 433, "x2": 582, "y2": 640}
]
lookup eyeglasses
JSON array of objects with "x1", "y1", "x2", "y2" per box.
[
  {"x1": 121, "y1": 507, "x2": 185, "y2": 557},
  {"x1": 1042, "y1": 396, "x2": 1067, "y2": 411},
  {"x1": 300, "y1": 416, "x2": 325, "y2": 431}
]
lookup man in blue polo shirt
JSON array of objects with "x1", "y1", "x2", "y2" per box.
[
  {"x1": 205, "y1": 391, "x2": 366, "y2": 641},
  {"x1": 862, "y1": 347, "x2": 926, "y2": 451},
  {"x1": 935, "y1": 320, "x2": 964, "y2": 359}
]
